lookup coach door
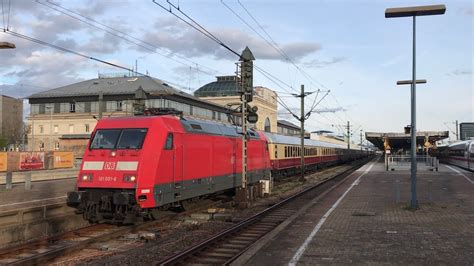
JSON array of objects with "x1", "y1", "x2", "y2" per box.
[{"x1": 173, "y1": 133, "x2": 184, "y2": 192}]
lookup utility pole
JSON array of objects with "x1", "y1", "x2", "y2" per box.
[
  {"x1": 300, "y1": 85, "x2": 305, "y2": 182},
  {"x1": 98, "y1": 91, "x2": 104, "y2": 119},
  {"x1": 347, "y1": 121, "x2": 351, "y2": 150},
  {"x1": 455, "y1": 120, "x2": 459, "y2": 141},
  {"x1": 31, "y1": 115, "x2": 35, "y2": 151},
  {"x1": 46, "y1": 106, "x2": 53, "y2": 151},
  {"x1": 360, "y1": 129, "x2": 363, "y2": 151},
  {"x1": 291, "y1": 85, "x2": 323, "y2": 182}
]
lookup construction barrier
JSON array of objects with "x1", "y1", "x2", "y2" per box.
[
  {"x1": 53, "y1": 151, "x2": 74, "y2": 169},
  {"x1": 0, "y1": 152, "x2": 6, "y2": 172}
]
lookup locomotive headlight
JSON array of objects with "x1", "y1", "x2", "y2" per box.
[
  {"x1": 81, "y1": 174, "x2": 93, "y2": 182},
  {"x1": 123, "y1": 174, "x2": 137, "y2": 182},
  {"x1": 110, "y1": 151, "x2": 117, "y2": 157}
]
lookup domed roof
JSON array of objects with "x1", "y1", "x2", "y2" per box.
[{"x1": 194, "y1": 76, "x2": 240, "y2": 97}]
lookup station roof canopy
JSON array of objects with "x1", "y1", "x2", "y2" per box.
[{"x1": 365, "y1": 131, "x2": 449, "y2": 151}]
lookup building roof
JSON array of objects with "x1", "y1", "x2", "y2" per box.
[
  {"x1": 28, "y1": 75, "x2": 194, "y2": 99},
  {"x1": 194, "y1": 76, "x2": 240, "y2": 97},
  {"x1": 277, "y1": 120, "x2": 300, "y2": 130},
  {"x1": 263, "y1": 132, "x2": 347, "y2": 149},
  {"x1": 27, "y1": 75, "x2": 230, "y2": 112},
  {"x1": 312, "y1": 130, "x2": 334, "y2": 134}
]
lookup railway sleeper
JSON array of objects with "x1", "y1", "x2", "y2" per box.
[
  {"x1": 203, "y1": 252, "x2": 235, "y2": 258},
  {"x1": 211, "y1": 248, "x2": 239, "y2": 254}
]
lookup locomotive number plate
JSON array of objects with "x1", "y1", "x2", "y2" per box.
[
  {"x1": 103, "y1": 162, "x2": 117, "y2": 170},
  {"x1": 98, "y1": 176, "x2": 117, "y2": 182}
]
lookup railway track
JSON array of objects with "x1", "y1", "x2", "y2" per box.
[
  {"x1": 157, "y1": 158, "x2": 371, "y2": 265},
  {"x1": 0, "y1": 199, "x2": 222, "y2": 265}
]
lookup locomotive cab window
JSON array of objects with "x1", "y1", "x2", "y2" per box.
[
  {"x1": 164, "y1": 133, "x2": 173, "y2": 150},
  {"x1": 116, "y1": 129, "x2": 147, "y2": 149},
  {"x1": 90, "y1": 128, "x2": 147, "y2": 150},
  {"x1": 90, "y1": 129, "x2": 121, "y2": 149}
]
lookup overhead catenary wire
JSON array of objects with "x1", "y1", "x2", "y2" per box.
[
  {"x1": 6, "y1": 0, "x2": 9, "y2": 30},
  {"x1": 228, "y1": 0, "x2": 331, "y2": 93},
  {"x1": 153, "y1": 1, "x2": 346, "y2": 131},
  {"x1": 3, "y1": 29, "x2": 148, "y2": 76},
  {"x1": 153, "y1": 0, "x2": 340, "y2": 122},
  {"x1": 37, "y1": 0, "x2": 220, "y2": 77},
  {"x1": 152, "y1": 0, "x2": 241, "y2": 58},
  {"x1": 235, "y1": 0, "x2": 360, "y2": 130},
  {"x1": 1, "y1": 0, "x2": 5, "y2": 30},
  {"x1": 221, "y1": 0, "x2": 349, "y2": 127}
]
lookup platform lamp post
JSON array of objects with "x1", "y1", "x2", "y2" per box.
[{"x1": 386, "y1": 4, "x2": 445, "y2": 209}]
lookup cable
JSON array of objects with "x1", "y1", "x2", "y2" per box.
[
  {"x1": 1, "y1": 0, "x2": 5, "y2": 30},
  {"x1": 6, "y1": 0, "x2": 9, "y2": 30},
  {"x1": 3, "y1": 29, "x2": 148, "y2": 76},
  {"x1": 37, "y1": 0, "x2": 220, "y2": 77},
  {"x1": 231, "y1": 0, "x2": 328, "y2": 92},
  {"x1": 153, "y1": 0, "x2": 240, "y2": 58}
]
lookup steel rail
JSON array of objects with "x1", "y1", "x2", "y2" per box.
[
  {"x1": 0, "y1": 200, "x2": 221, "y2": 265},
  {"x1": 158, "y1": 157, "x2": 372, "y2": 265}
]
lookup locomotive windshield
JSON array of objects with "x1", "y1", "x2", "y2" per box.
[{"x1": 90, "y1": 128, "x2": 148, "y2": 150}]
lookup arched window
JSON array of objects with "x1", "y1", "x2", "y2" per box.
[{"x1": 264, "y1": 117, "x2": 271, "y2": 132}]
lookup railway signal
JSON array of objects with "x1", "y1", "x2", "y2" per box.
[{"x1": 236, "y1": 46, "x2": 255, "y2": 207}]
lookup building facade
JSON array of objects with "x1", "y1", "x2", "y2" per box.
[
  {"x1": 459, "y1": 122, "x2": 474, "y2": 140},
  {"x1": 277, "y1": 120, "x2": 301, "y2": 136},
  {"x1": 27, "y1": 75, "x2": 232, "y2": 152},
  {"x1": 195, "y1": 76, "x2": 278, "y2": 133},
  {"x1": 0, "y1": 95, "x2": 23, "y2": 146}
]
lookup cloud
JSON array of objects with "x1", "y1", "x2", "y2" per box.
[
  {"x1": 302, "y1": 57, "x2": 347, "y2": 68},
  {"x1": 313, "y1": 107, "x2": 347, "y2": 113},
  {"x1": 447, "y1": 69, "x2": 472, "y2": 76},
  {"x1": 461, "y1": 6, "x2": 473, "y2": 16},
  {"x1": 141, "y1": 18, "x2": 321, "y2": 62},
  {"x1": 3, "y1": 50, "x2": 87, "y2": 91}
]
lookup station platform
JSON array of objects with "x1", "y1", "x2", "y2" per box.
[
  {"x1": 242, "y1": 160, "x2": 474, "y2": 265},
  {"x1": 0, "y1": 178, "x2": 76, "y2": 212}
]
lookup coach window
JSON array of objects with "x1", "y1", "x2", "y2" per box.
[{"x1": 164, "y1": 133, "x2": 173, "y2": 150}]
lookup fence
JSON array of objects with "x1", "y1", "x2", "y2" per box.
[{"x1": 385, "y1": 155, "x2": 439, "y2": 171}]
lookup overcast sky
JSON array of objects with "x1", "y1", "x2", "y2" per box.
[{"x1": 0, "y1": 0, "x2": 472, "y2": 140}]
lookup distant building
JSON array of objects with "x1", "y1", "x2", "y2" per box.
[
  {"x1": 310, "y1": 130, "x2": 349, "y2": 147},
  {"x1": 195, "y1": 76, "x2": 278, "y2": 133},
  {"x1": 0, "y1": 95, "x2": 23, "y2": 146},
  {"x1": 27, "y1": 75, "x2": 232, "y2": 152},
  {"x1": 459, "y1": 122, "x2": 474, "y2": 140},
  {"x1": 277, "y1": 120, "x2": 301, "y2": 136}
]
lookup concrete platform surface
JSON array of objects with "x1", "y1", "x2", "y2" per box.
[
  {"x1": 0, "y1": 178, "x2": 76, "y2": 212},
  {"x1": 0, "y1": 168, "x2": 78, "y2": 185},
  {"x1": 244, "y1": 161, "x2": 474, "y2": 265}
]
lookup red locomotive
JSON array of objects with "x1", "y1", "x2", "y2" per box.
[{"x1": 67, "y1": 114, "x2": 368, "y2": 223}]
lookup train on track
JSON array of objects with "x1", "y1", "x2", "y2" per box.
[
  {"x1": 67, "y1": 113, "x2": 370, "y2": 223},
  {"x1": 437, "y1": 140, "x2": 474, "y2": 171}
]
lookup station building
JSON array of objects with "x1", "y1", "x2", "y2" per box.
[
  {"x1": 195, "y1": 75, "x2": 278, "y2": 133},
  {"x1": 27, "y1": 74, "x2": 233, "y2": 153},
  {"x1": 0, "y1": 95, "x2": 23, "y2": 147}
]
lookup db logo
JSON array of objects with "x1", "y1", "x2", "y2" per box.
[{"x1": 103, "y1": 162, "x2": 116, "y2": 170}]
